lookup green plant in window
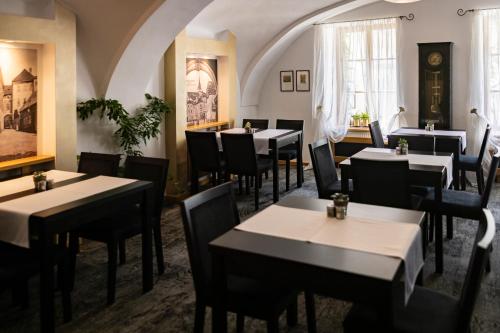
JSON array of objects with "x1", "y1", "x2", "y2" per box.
[{"x1": 77, "y1": 94, "x2": 172, "y2": 156}]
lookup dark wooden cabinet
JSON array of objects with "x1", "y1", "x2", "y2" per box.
[{"x1": 418, "y1": 42, "x2": 453, "y2": 130}]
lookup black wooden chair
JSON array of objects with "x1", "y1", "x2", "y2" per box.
[
  {"x1": 70, "y1": 156, "x2": 169, "y2": 305},
  {"x1": 309, "y1": 139, "x2": 352, "y2": 199},
  {"x1": 422, "y1": 151, "x2": 499, "y2": 273},
  {"x1": 221, "y1": 133, "x2": 272, "y2": 210},
  {"x1": 368, "y1": 121, "x2": 385, "y2": 148},
  {"x1": 388, "y1": 134, "x2": 435, "y2": 152},
  {"x1": 276, "y1": 119, "x2": 304, "y2": 191},
  {"x1": 459, "y1": 126, "x2": 491, "y2": 194},
  {"x1": 344, "y1": 208, "x2": 495, "y2": 333},
  {"x1": 180, "y1": 182, "x2": 314, "y2": 333},
  {"x1": 350, "y1": 158, "x2": 421, "y2": 210},
  {"x1": 186, "y1": 131, "x2": 224, "y2": 194},
  {"x1": 77, "y1": 152, "x2": 121, "y2": 175},
  {"x1": 242, "y1": 118, "x2": 269, "y2": 130},
  {"x1": 0, "y1": 241, "x2": 72, "y2": 322}
]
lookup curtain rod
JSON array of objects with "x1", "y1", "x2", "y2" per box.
[
  {"x1": 314, "y1": 13, "x2": 415, "y2": 26},
  {"x1": 458, "y1": 7, "x2": 500, "y2": 16}
]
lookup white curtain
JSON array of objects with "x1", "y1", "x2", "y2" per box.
[
  {"x1": 467, "y1": 9, "x2": 500, "y2": 177},
  {"x1": 312, "y1": 18, "x2": 401, "y2": 142}
]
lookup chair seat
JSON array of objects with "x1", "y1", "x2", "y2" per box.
[
  {"x1": 458, "y1": 155, "x2": 479, "y2": 171},
  {"x1": 321, "y1": 179, "x2": 353, "y2": 199},
  {"x1": 279, "y1": 144, "x2": 299, "y2": 160},
  {"x1": 421, "y1": 189, "x2": 482, "y2": 219},
  {"x1": 207, "y1": 275, "x2": 296, "y2": 320},
  {"x1": 344, "y1": 286, "x2": 460, "y2": 333},
  {"x1": 74, "y1": 208, "x2": 147, "y2": 242}
]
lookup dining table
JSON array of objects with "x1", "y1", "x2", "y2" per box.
[
  {"x1": 339, "y1": 147, "x2": 453, "y2": 273},
  {"x1": 391, "y1": 127, "x2": 467, "y2": 152},
  {"x1": 209, "y1": 196, "x2": 426, "y2": 332},
  {"x1": 0, "y1": 170, "x2": 154, "y2": 333},
  {"x1": 216, "y1": 128, "x2": 303, "y2": 202}
]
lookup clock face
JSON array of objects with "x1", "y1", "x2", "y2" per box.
[{"x1": 427, "y1": 52, "x2": 443, "y2": 66}]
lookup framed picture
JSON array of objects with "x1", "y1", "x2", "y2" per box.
[
  {"x1": 296, "y1": 70, "x2": 310, "y2": 92},
  {"x1": 280, "y1": 70, "x2": 294, "y2": 92}
]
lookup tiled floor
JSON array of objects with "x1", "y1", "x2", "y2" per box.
[{"x1": 1, "y1": 169, "x2": 499, "y2": 332}]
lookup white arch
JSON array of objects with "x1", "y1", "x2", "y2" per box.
[
  {"x1": 105, "y1": 0, "x2": 213, "y2": 109},
  {"x1": 240, "y1": 0, "x2": 377, "y2": 107}
]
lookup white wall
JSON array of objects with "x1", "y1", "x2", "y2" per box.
[
  {"x1": 258, "y1": 29, "x2": 314, "y2": 162},
  {"x1": 257, "y1": 0, "x2": 499, "y2": 162}
]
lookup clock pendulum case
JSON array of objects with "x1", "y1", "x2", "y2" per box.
[{"x1": 418, "y1": 42, "x2": 453, "y2": 130}]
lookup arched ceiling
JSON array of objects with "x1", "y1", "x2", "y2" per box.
[
  {"x1": 60, "y1": 0, "x2": 165, "y2": 96},
  {"x1": 186, "y1": 0, "x2": 376, "y2": 106}
]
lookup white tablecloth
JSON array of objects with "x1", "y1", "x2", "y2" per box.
[
  {"x1": 0, "y1": 170, "x2": 84, "y2": 198},
  {"x1": 236, "y1": 204, "x2": 424, "y2": 303},
  {"x1": 0, "y1": 175, "x2": 137, "y2": 248},
  {"x1": 394, "y1": 128, "x2": 467, "y2": 149},
  {"x1": 349, "y1": 148, "x2": 454, "y2": 188},
  {"x1": 216, "y1": 128, "x2": 293, "y2": 155}
]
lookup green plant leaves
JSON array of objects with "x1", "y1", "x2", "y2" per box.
[{"x1": 77, "y1": 94, "x2": 172, "y2": 156}]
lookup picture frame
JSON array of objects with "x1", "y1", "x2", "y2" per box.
[
  {"x1": 296, "y1": 70, "x2": 310, "y2": 92},
  {"x1": 280, "y1": 70, "x2": 294, "y2": 92}
]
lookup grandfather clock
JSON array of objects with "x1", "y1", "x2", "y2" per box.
[{"x1": 418, "y1": 42, "x2": 453, "y2": 129}]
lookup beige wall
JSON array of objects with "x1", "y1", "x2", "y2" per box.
[
  {"x1": 0, "y1": 3, "x2": 77, "y2": 170},
  {"x1": 164, "y1": 30, "x2": 237, "y2": 191}
]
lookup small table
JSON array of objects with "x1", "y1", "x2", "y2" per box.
[
  {"x1": 340, "y1": 148, "x2": 453, "y2": 273},
  {"x1": 209, "y1": 196, "x2": 426, "y2": 332},
  {"x1": 0, "y1": 172, "x2": 154, "y2": 333},
  {"x1": 391, "y1": 127, "x2": 467, "y2": 151},
  {"x1": 217, "y1": 128, "x2": 303, "y2": 202}
]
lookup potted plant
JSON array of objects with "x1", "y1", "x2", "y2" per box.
[
  {"x1": 244, "y1": 121, "x2": 253, "y2": 133},
  {"x1": 33, "y1": 171, "x2": 47, "y2": 192},
  {"x1": 352, "y1": 113, "x2": 361, "y2": 127},
  {"x1": 360, "y1": 112, "x2": 370, "y2": 127},
  {"x1": 77, "y1": 93, "x2": 171, "y2": 156},
  {"x1": 425, "y1": 121, "x2": 435, "y2": 131},
  {"x1": 398, "y1": 138, "x2": 409, "y2": 155}
]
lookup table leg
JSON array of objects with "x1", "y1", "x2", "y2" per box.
[
  {"x1": 271, "y1": 140, "x2": 279, "y2": 203},
  {"x1": 141, "y1": 187, "x2": 154, "y2": 292},
  {"x1": 435, "y1": 214, "x2": 443, "y2": 274},
  {"x1": 212, "y1": 253, "x2": 227, "y2": 332},
  {"x1": 340, "y1": 165, "x2": 349, "y2": 194},
  {"x1": 296, "y1": 134, "x2": 303, "y2": 188},
  {"x1": 39, "y1": 230, "x2": 55, "y2": 333}
]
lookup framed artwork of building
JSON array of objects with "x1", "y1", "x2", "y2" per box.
[
  {"x1": 186, "y1": 57, "x2": 218, "y2": 127},
  {"x1": 0, "y1": 44, "x2": 38, "y2": 162}
]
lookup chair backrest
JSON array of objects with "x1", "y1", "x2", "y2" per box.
[
  {"x1": 477, "y1": 126, "x2": 492, "y2": 165},
  {"x1": 368, "y1": 121, "x2": 385, "y2": 148},
  {"x1": 350, "y1": 158, "x2": 412, "y2": 209},
  {"x1": 481, "y1": 150, "x2": 500, "y2": 208},
  {"x1": 435, "y1": 136, "x2": 461, "y2": 165},
  {"x1": 180, "y1": 182, "x2": 240, "y2": 296},
  {"x1": 185, "y1": 131, "x2": 222, "y2": 172},
  {"x1": 387, "y1": 134, "x2": 435, "y2": 152},
  {"x1": 124, "y1": 156, "x2": 169, "y2": 219},
  {"x1": 242, "y1": 118, "x2": 269, "y2": 130},
  {"x1": 220, "y1": 133, "x2": 258, "y2": 175},
  {"x1": 308, "y1": 139, "x2": 339, "y2": 199},
  {"x1": 276, "y1": 119, "x2": 304, "y2": 131},
  {"x1": 78, "y1": 152, "x2": 121, "y2": 176},
  {"x1": 457, "y1": 208, "x2": 495, "y2": 332}
]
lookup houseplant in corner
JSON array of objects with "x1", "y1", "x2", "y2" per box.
[{"x1": 77, "y1": 93, "x2": 171, "y2": 156}]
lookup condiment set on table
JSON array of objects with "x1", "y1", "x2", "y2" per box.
[
  {"x1": 33, "y1": 171, "x2": 54, "y2": 192},
  {"x1": 327, "y1": 193, "x2": 349, "y2": 220}
]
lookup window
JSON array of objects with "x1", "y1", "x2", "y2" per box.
[
  {"x1": 338, "y1": 19, "x2": 398, "y2": 131},
  {"x1": 486, "y1": 11, "x2": 500, "y2": 125}
]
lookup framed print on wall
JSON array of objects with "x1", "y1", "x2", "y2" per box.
[
  {"x1": 296, "y1": 70, "x2": 310, "y2": 92},
  {"x1": 280, "y1": 70, "x2": 294, "y2": 92}
]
